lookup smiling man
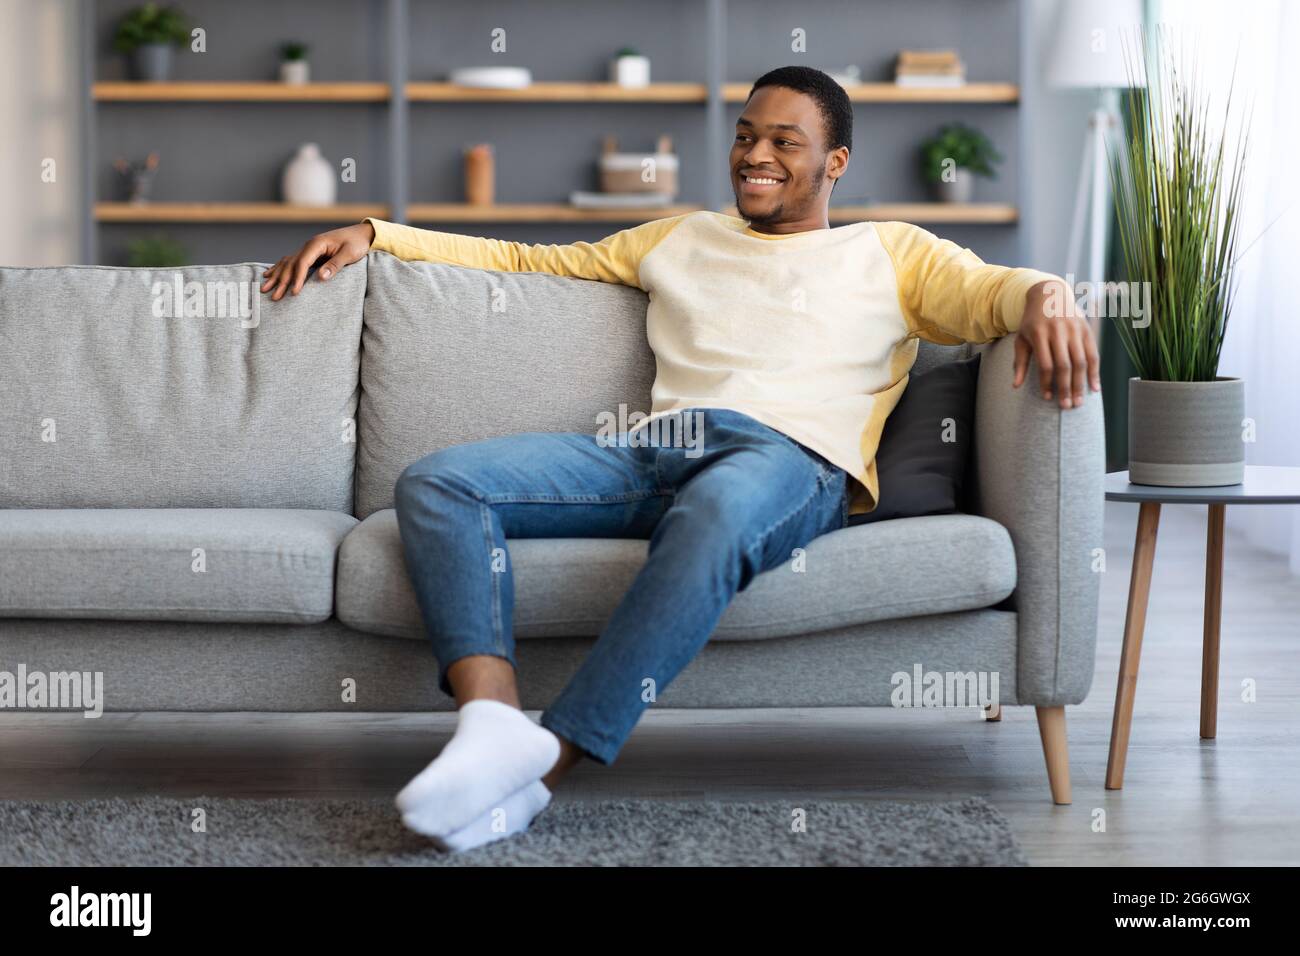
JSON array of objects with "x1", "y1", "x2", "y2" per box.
[{"x1": 261, "y1": 65, "x2": 1098, "y2": 853}]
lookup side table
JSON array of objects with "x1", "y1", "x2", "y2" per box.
[{"x1": 1104, "y1": 465, "x2": 1300, "y2": 789}]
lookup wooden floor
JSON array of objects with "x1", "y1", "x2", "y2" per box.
[{"x1": 2, "y1": 501, "x2": 1297, "y2": 865}]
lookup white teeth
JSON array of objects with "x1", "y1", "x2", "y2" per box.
[{"x1": 745, "y1": 176, "x2": 779, "y2": 184}]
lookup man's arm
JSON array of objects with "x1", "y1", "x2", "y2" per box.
[
  {"x1": 875, "y1": 221, "x2": 1100, "y2": 409},
  {"x1": 260, "y1": 214, "x2": 687, "y2": 301}
]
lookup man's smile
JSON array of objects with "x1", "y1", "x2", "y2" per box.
[{"x1": 738, "y1": 170, "x2": 786, "y2": 195}]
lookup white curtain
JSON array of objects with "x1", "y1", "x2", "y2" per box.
[
  {"x1": 1150, "y1": 0, "x2": 1300, "y2": 573},
  {"x1": 0, "y1": 0, "x2": 83, "y2": 266}
]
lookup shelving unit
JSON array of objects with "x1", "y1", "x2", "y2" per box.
[{"x1": 83, "y1": 0, "x2": 1028, "y2": 265}]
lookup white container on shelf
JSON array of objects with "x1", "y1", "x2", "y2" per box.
[
  {"x1": 279, "y1": 60, "x2": 310, "y2": 85},
  {"x1": 610, "y1": 54, "x2": 650, "y2": 87},
  {"x1": 281, "y1": 143, "x2": 336, "y2": 206},
  {"x1": 448, "y1": 66, "x2": 532, "y2": 89},
  {"x1": 599, "y1": 134, "x2": 678, "y2": 196}
]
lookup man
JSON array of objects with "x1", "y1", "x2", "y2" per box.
[{"x1": 261, "y1": 66, "x2": 1098, "y2": 852}]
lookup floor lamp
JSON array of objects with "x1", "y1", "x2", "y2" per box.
[{"x1": 1046, "y1": 0, "x2": 1145, "y2": 340}]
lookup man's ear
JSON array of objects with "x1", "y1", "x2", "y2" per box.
[{"x1": 826, "y1": 146, "x2": 849, "y2": 184}]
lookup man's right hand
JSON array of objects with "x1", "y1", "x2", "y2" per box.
[{"x1": 260, "y1": 221, "x2": 376, "y2": 300}]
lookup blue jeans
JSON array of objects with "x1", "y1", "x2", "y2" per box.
[{"x1": 392, "y1": 408, "x2": 849, "y2": 765}]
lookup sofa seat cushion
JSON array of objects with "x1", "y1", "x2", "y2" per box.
[
  {"x1": 336, "y1": 510, "x2": 1016, "y2": 641},
  {"x1": 0, "y1": 509, "x2": 357, "y2": 624}
]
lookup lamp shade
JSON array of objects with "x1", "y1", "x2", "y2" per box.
[{"x1": 1046, "y1": 0, "x2": 1146, "y2": 88}]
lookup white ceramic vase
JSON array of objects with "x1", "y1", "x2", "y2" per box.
[{"x1": 281, "y1": 143, "x2": 335, "y2": 206}]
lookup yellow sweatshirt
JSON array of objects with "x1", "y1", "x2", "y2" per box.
[{"x1": 364, "y1": 211, "x2": 1060, "y2": 517}]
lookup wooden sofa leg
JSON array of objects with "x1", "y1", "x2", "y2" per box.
[
  {"x1": 1036, "y1": 705, "x2": 1072, "y2": 805},
  {"x1": 983, "y1": 703, "x2": 1002, "y2": 721}
]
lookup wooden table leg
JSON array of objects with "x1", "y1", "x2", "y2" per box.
[
  {"x1": 1201, "y1": 503, "x2": 1225, "y2": 739},
  {"x1": 1106, "y1": 501, "x2": 1161, "y2": 790}
]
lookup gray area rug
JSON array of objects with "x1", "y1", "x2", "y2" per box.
[{"x1": 1, "y1": 795, "x2": 1027, "y2": 866}]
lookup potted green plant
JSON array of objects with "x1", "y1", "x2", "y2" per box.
[
  {"x1": 1109, "y1": 35, "x2": 1250, "y2": 486},
  {"x1": 280, "y1": 41, "x2": 310, "y2": 85},
  {"x1": 126, "y1": 234, "x2": 188, "y2": 268},
  {"x1": 918, "y1": 123, "x2": 1001, "y2": 203},
  {"x1": 610, "y1": 46, "x2": 650, "y2": 88},
  {"x1": 113, "y1": 3, "x2": 189, "y2": 82}
]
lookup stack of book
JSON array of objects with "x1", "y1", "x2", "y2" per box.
[{"x1": 894, "y1": 50, "x2": 965, "y2": 88}]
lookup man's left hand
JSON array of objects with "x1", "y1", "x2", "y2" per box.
[{"x1": 1012, "y1": 280, "x2": 1101, "y2": 410}]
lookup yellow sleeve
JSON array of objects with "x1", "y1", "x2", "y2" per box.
[
  {"x1": 875, "y1": 221, "x2": 1066, "y2": 344},
  {"x1": 362, "y1": 214, "x2": 689, "y2": 291}
]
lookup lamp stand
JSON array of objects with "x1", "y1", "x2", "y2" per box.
[{"x1": 1065, "y1": 91, "x2": 1121, "y2": 341}]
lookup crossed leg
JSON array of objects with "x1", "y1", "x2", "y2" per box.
[{"x1": 391, "y1": 413, "x2": 844, "y2": 848}]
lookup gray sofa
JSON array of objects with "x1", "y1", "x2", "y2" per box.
[{"x1": 0, "y1": 251, "x2": 1104, "y2": 803}]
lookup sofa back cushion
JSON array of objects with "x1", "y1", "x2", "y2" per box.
[
  {"x1": 0, "y1": 263, "x2": 364, "y2": 510},
  {"x1": 913, "y1": 338, "x2": 974, "y2": 374},
  {"x1": 356, "y1": 253, "x2": 656, "y2": 518}
]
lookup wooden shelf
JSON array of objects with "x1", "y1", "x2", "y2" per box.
[
  {"x1": 723, "y1": 82, "x2": 1019, "y2": 103},
  {"x1": 406, "y1": 203, "x2": 1015, "y2": 225},
  {"x1": 406, "y1": 82, "x2": 708, "y2": 102},
  {"x1": 716, "y1": 203, "x2": 1018, "y2": 225},
  {"x1": 94, "y1": 201, "x2": 1014, "y2": 226},
  {"x1": 90, "y1": 80, "x2": 1014, "y2": 104},
  {"x1": 830, "y1": 203, "x2": 1018, "y2": 224},
  {"x1": 95, "y1": 203, "x2": 389, "y2": 222},
  {"x1": 92, "y1": 82, "x2": 390, "y2": 101},
  {"x1": 406, "y1": 203, "x2": 702, "y2": 223}
]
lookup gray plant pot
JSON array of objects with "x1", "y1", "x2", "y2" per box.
[
  {"x1": 130, "y1": 43, "x2": 174, "y2": 81},
  {"x1": 1128, "y1": 377, "x2": 1245, "y2": 487},
  {"x1": 931, "y1": 169, "x2": 973, "y2": 203}
]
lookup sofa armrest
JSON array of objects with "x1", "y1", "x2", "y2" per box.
[{"x1": 971, "y1": 334, "x2": 1106, "y2": 706}]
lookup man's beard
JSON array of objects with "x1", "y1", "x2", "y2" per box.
[{"x1": 737, "y1": 174, "x2": 823, "y2": 224}]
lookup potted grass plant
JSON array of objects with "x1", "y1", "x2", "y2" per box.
[{"x1": 1109, "y1": 34, "x2": 1250, "y2": 486}]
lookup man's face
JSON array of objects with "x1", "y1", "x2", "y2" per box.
[{"x1": 730, "y1": 85, "x2": 847, "y2": 227}]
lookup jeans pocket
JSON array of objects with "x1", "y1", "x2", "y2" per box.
[{"x1": 803, "y1": 449, "x2": 837, "y2": 488}]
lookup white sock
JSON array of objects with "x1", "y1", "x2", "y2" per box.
[
  {"x1": 404, "y1": 779, "x2": 552, "y2": 852},
  {"x1": 395, "y1": 699, "x2": 561, "y2": 834}
]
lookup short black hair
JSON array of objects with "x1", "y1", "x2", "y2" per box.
[{"x1": 746, "y1": 66, "x2": 853, "y2": 154}]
